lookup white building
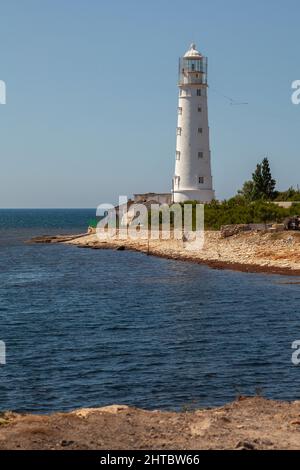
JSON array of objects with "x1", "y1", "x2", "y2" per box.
[{"x1": 172, "y1": 44, "x2": 215, "y2": 203}]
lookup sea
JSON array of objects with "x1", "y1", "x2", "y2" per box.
[{"x1": 0, "y1": 209, "x2": 300, "y2": 413}]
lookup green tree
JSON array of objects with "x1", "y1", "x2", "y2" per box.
[
  {"x1": 238, "y1": 180, "x2": 255, "y2": 201},
  {"x1": 261, "y1": 157, "x2": 276, "y2": 199},
  {"x1": 252, "y1": 157, "x2": 276, "y2": 200},
  {"x1": 252, "y1": 163, "x2": 264, "y2": 199}
]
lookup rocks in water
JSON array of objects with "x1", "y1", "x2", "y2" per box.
[
  {"x1": 116, "y1": 246, "x2": 126, "y2": 251},
  {"x1": 28, "y1": 234, "x2": 88, "y2": 244}
]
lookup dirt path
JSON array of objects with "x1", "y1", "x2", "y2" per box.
[{"x1": 1, "y1": 398, "x2": 300, "y2": 450}]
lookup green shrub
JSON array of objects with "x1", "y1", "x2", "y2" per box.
[{"x1": 203, "y1": 200, "x2": 300, "y2": 230}]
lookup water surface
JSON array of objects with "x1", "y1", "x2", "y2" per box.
[{"x1": 0, "y1": 209, "x2": 300, "y2": 412}]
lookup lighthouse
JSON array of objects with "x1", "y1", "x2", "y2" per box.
[{"x1": 172, "y1": 44, "x2": 215, "y2": 203}]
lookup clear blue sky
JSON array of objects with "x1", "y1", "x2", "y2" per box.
[{"x1": 0, "y1": 0, "x2": 299, "y2": 208}]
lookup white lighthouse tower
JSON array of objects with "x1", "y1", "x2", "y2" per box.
[{"x1": 172, "y1": 44, "x2": 215, "y2": 203}]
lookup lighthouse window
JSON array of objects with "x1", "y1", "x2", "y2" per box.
[
  {"x1": 177, "y1": 127, "x2": 182, "y2": 136},
  {"x1": 199, "y1": 177, "x2": 204, "y2": 184},
  {"x1": 176, "y1": 151, "x2": 181, "y2": 161},
  {"x1": 198, "y1": 128, "x2": 203, "y2": 134},
  {"x1": 197, "y1": 89, "x2": 201, "y2": 96},
  {"x1": 198, "y1": 107, "x2": 202, "y2": 112},
  {"x1": 178, "y1": 107, "x2": 182, "y2": 115},
  {"x1": 198, "y1": 152, "x2": 204, "y2": 159}
]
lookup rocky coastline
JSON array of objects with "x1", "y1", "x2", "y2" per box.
[{"x1": 29, "y1": 230, "x2": 300, "y2": 277}]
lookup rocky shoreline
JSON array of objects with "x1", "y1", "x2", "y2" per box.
[
  {"x1": 29, "y1": 230, "x2": 300, "y2": 277},
  {"x1": 1, "y1": 397, "x2": 300, "y2": 450}
]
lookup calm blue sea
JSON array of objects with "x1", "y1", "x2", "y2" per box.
[{"x1": 0, "y1": 209, "x2": 300, "y2": 413}]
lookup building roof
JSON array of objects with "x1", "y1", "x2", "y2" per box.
[{"x1": 184, "y1": 43, "x2": 202, "y2": 59}]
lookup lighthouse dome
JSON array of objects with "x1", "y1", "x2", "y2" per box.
[{"x1": 184, "y1": 43, "x2": 202, "y2": 58}]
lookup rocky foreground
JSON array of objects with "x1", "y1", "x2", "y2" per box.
[
  {"x1": 1, "y1": 398, "x2": 300, "y2": 450},
  {"x1": 31, "y1": 230, "x2": 300, "y2": 276}
]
